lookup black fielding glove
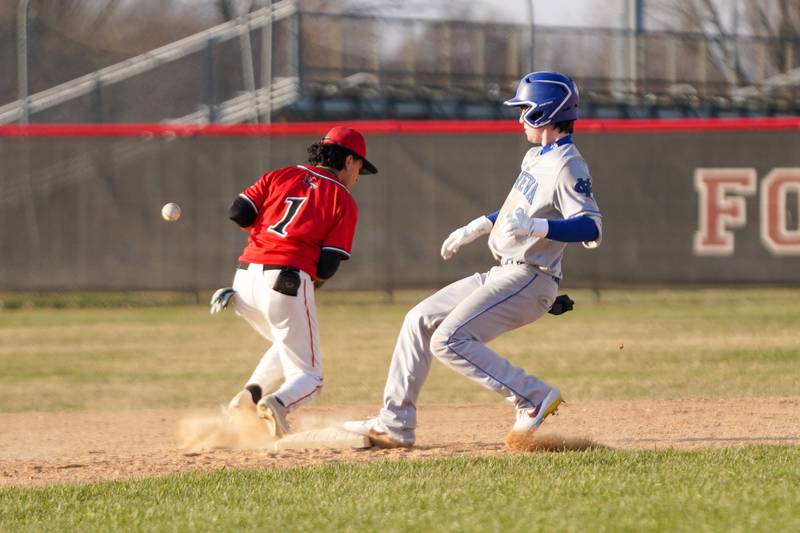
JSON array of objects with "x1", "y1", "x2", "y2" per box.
[{"x1": 549, "y1": 294, "x2": 574, "y2": 316}]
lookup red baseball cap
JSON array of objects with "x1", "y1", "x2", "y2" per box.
[{"x1": 321, "y1": 126, "x2": 378, "y2": 175}]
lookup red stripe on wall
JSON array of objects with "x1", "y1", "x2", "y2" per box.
[
  {"x1": 577, "y1": 117, "x2": 800, "y2": 133},
  {"x1": 0, "y1": 118, "x2": 798, "y2": 137}
]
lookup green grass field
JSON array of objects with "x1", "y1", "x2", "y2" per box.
[
  {"x1": 1, "y1": 289, "x2": 799, "y2": 531},
  {"x1": 2, "y1": 448, "x2": 799, "y2": 532},
  {"x1": 1, "y1": 289, "x2": 799, "y2": 412}
]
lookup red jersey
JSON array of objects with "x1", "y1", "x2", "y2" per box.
[{"x1": 238, "y1": 165, "x2": 358, "y2": 279}]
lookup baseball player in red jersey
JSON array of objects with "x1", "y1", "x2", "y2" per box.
[{"x1": 210, "y1": 126, "x2": 377, "y2": 437}]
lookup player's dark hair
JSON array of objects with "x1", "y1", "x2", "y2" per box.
[
  {"x1": 554, "y1": 120, "x2": 575, "y2": 134},
  {"x1": 307, "y1": 142, "x2": 356, "y2": 171}
]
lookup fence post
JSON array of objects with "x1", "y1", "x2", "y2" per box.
[
  {"x1": 239, "y1": 13, "x2": 258, "y2": 123},
  {"x1": 475, "y1": 26, "x2": 486, "y2": 91},
  {"x1": 261, "y1": 0, "x2": 273, "y2": 124},
  {"x1": 626, "y1": 0, "x2": 644, "y2": 97},
  {"x1": 17, "y1": 0, "x2": 32, "y2": 124},
  {"x1": 203, "y1": 37, "x2": 218, "y2": 123},
  {"x1": 525, "y1": 0, "x2": 534, "y2": 71},
  {"x1": 697, "y1": 39, "x2": 707, "y2": 95},
  {"x1": 406, "y1": 21, "x2": 416, "y2": 87},
  {"x1": 785, "y1": 41, "x2": 795, "y2": 101},
  {"x1": 91, "y1": 75, "x2": 104, "y2": 123},
  {"x1": 440, "y1": 21, "x2": 452, "y2": 88},
  {"x1": 293, "y1": 9, "x2": 302, "y2": 92}
]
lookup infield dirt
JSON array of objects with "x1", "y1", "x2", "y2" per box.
[{"x1": 1, "y1": 397, "x2": 798, "y2": 487}]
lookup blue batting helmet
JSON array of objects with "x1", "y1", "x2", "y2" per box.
[{"x1": 504, "y1": 71, "x2": 579, "y2": 128}]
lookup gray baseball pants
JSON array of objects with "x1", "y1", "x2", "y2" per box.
[{"x1": 378, "y1": 263, "x2": 559, "y2": 440}]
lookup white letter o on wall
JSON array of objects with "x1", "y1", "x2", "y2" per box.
[{"x1": 760, "y1": 168, "x2": 800, "y2": 256}]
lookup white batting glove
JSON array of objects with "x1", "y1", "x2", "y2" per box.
[
  {"x1": 440, "y1": 216, "x2": 493, "y2": 260},
  {"x1": 504, "y1": 208, "x2": 549, "y2": 238},
  {"x1": 210, "y1": 287, "x2": 236, "y2": 315}
]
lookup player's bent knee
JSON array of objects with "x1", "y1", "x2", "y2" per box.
[
  {"x1": 305, "y1": 373, "x2": 324, "y2": 390},
  {"x1": 430, "y1": 327, "x2": 458, "y2": 360},
  {"x1": 402, "y1": 305, "x2": 428, "y2": 332}
]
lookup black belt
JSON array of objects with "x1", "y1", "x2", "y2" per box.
[{"x1": 237, "y1": 261, "x2": 298, "y2": 272}]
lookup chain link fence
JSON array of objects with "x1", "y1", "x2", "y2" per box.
[{"x1": 2, "y1": 3, "x2": 799, "y2": 124}]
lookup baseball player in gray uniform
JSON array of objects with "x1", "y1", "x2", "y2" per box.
[{"x1": 344, "y1": 71, "x2": 602, "y2": 448}]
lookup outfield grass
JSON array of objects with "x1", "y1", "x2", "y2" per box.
[
  {"x1": 1, "y1": 446, "x2": 799, "y2": 532},
  {"x1": 0, "y1": 289, "x2": 799, "y2": 412}
]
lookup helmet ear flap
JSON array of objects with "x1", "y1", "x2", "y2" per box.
[{"x1": 524, "y1": 108, "x2": 546, "y2": 127}]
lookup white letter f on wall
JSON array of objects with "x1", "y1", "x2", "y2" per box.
[{"x1": 693, "y1": 168, "x2": 757, "y2": 256}]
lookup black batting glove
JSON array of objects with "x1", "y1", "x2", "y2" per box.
[{"x1": 548, "y1": 294, "x2": 574, "y2": 316}]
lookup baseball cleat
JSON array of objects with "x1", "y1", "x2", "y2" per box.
[
  {"x1": 227, "y1": 389, "x2": 257, "y2": 415},
  {"x1": 512, "y1": 388, "x2": 564, "y2": 432},
  {"x1": 257, "y1": 395, "x2": 290, "y2": 437},
  {"x1": 342, "y1": 418, "x2": 414, "y2": 449}
]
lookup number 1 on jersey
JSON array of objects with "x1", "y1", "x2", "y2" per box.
[{"x1": 269, "y1": 197, "x2": 306, "y2": 237}]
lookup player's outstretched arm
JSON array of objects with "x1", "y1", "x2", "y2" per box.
[
  {"x1": 504, "y1": 208, "x2": 599, "y2": 243},
  {"x1": 440, "y1": 215, "x2": 494, "y2": 260}
]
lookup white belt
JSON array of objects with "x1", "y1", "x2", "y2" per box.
[{"x1": 499, "y1": 259, "x2": 560, "y2": 283}]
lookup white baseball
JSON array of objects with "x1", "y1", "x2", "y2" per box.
[{"x1": 161, "y1": 202, "x2": 181, "y2": 222}]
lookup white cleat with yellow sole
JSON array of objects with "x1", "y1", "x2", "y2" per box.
[{"x1": 512, "y1": 388, "x2": 564, "y2": 432}]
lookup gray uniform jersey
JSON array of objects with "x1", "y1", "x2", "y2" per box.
[
  {"x1": 375, "y1": 138, "x2": 603, "y2": 443},
  {"x1": 487, "y1": 140, "x2": 602, "y2": 279}
]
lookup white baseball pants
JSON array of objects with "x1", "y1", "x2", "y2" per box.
[
  {"x1": 379, "y1": 264, "x2": 558, "y2": 439},
  {"x1": 232, "y1": 264, "x2": 322, "y2": 412}
]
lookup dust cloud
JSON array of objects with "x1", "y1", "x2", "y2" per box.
[{"x1": 177, "y1": 406, "x2": 276, "y2": 452}]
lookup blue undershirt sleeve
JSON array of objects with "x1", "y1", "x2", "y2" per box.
[
  {"x1": 486, "y1": 210, "x2": 500, "y2": 224},
  {"x1": 545, "y1": 216, "x2": 599, "y2": 243}
]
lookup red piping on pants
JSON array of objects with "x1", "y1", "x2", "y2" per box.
[
  {"x1": 303, "y1": 280, "x2": 317, "y2": 367},
  {"x1": 286, "y1": 385, "x2": 322, "y2": 409}
]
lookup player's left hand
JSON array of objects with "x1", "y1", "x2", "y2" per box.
[
  {"x1": 548, "y1": 294, "x2": 574, "y2": 315},
  {"x1": 504, "y1": 208, "x2": 548, "y2": 238},
  {"x1": 210, "y1": 287, "x2": 236, "y2": 314},
  {"x1": 504, "y1": 208, "x2": 532, "y2": 236}
]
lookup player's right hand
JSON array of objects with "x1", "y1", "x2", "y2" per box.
[
  {"x1": 440, "y1": 228, "x2": 466, "y2": 260},
  {"x1": 210, "y1": 287, "x2": 236, "y2": 314},
  {"x1": 440, "y1": 216, "x2": 493, "y2": 260}
]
